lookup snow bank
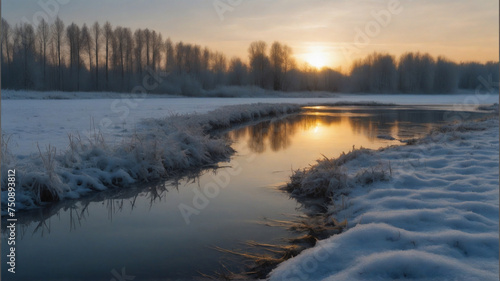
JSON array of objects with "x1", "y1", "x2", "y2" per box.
[
  {"x1": 0, "y1": 103, "x2": 300, "y2": 214},
  {"x1": 3, "y1": 89, "x2": 498, "y2": 106},
  {"x1": 1, "y1": 88, "x2": 339, "y2": 99},
  {"x1": 270, "y1": 116, "x2": 499, "y2": 281},
  {"x1": 1, "y1": 89, "x2": 184, "y2": 100}
]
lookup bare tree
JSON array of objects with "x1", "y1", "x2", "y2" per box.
[
  {"x1": 398, "y1": 52, "x2": 435, "y2": 93},
  {"x1": 434, "y1": 56, "x2": 458, "y2": 93},
  {"x1": 248, "y1": 41, "x2": 270, "y2": 88},
  {"x1": 113, "y1": 27, "x2": 125, "y2": 84},
  {"x1": 349, "y1": 53, "x2": 397, "y2": 93},
  {"x1": 151, "y1": 30, "x2": 162, "y2": 71},
  {"x1": 102, "y1": 22, "x2": 114, "y2": 89},
  {"x1": 111, "y1": 26, "x2": 133, "y2": 90},
  {"x1": 183, "y1": 43, "x2": 192, "y2": 73},
  {"x1": 15, "y1": 23, "x2": 36, "y2": 88},
  {"x1": 191, "y1": 45, "x2": 202, "y2": 77},
  {"x1": 200, "y1": 46, "x2": 211, "y2": 88},
  {"x1": 134, "y1": 29, "x2": 144, "y2": 74},
  {"x1": 211, "y1": 51, "x2": 227, "y2": 85},
  {"x1": 92, "y1": 22, "x2": 101, "y2": 90},
  {"x1": 144, "y1": 28, "x2": 151, "y2": 67},
  {"x1": 2, "y1": 18, "x2": 12, "y2": 72},
  {"x1": 318, "y1": 68, "x2": 343, "y2": 92},
  {"x1": 165, "y1": 37, "x2": 174, "y2": 72},
  {"x1": 228, "y1": 57, "x2": 248, "y2": 86},
  {"x1": 36, "y1": 19, "x2": 50, "y2": 85},
  {"x1": 52, "y1": 17, "x2": 65, "y2": 89},
  {"x1": 67, "y1": 23, "x2": 82, "y2": 90},
  {"x1": 175, "y1": 41, "x2": 184, "y2": 73},
  {"x1": 270, "y1": 42, "x2": 283, "y2": 90},
  {"x1": 281, "y1": 45, "x2": 295, "y2": 91},
  {"x1": 368, "y1": 53, "x2": 397, "y2": 93},
  {"x1": 112, "y1": 26, "x2": 127, "y2": 89},
  {"x1": 124, "y1": 28, "x2": 133, "y2": 77},
  {"x1": 398, "y1": 52, "x2": 418, "y2": 93},
  {"x1": 201, "y1": 47, "x2": 210, "y2": 72},
  {"x1": 300, "y1": 63, "x2": 319, "y2": 91},
  {"x1": 81, "y1": 24, "x2": 93, "y2": 76},
  {"x1": 417, "y1": 53, "x2": 435, "y2": 93},
  {"x1": 270, "y1": 42, "x2": 294, "y2": 91}
]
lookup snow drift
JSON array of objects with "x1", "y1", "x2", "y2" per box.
[
  {"x1": 0, "y1": 103, "x2": 300, "y2": 214},
  {"x1": 270, "y1": 116, "x2": 499, "y2": 281}
]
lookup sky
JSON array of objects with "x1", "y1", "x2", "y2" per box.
[{"x1": 2, "y1": 0, "x2": 499, "y2": 71}]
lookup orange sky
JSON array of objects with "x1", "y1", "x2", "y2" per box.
[{"x1": 4, "y1": 0, "x2": 499, "y2": 71}]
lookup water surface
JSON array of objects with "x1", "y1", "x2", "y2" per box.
[{"x1": 1, "y1": 105, "x2": 489, "y2": 281}]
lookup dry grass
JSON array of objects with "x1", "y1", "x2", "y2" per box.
[
  {"x1": 1, "y1": 134, "x2": 13, "y2": 161},
  {"x1": 207, "y1": 214, "x2": 345, "y2": 280},
  {"x1": 197, "y1": 263, "x2": 252, "y2": 280},
  {"x1": 211, "y1": 244, "x2": 299, "y2": 279},
  {"x1": 262, "y1": 215, "x2": 346, "y2": 239},
  {"x1": 284, "y1": 147, "x2": 391, "y2": 200}
]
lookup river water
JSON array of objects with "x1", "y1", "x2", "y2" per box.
[{"x1": 1, "y1": 105, "x2": 488, "y2": 281}]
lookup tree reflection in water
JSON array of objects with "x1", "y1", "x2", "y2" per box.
[{"x1": 226, "y1": 106, "x2": 476, "y2": 154}]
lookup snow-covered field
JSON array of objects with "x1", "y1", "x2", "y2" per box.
[
  {"x1": 2, "y1": 89, "x2": 497, "y2": 156},
  {"x1": 2, "y1": 87, "x2": 340, "y2": 100},
  {"x1": 270, "y1": 116, "x2": 499, "y2": 281}
]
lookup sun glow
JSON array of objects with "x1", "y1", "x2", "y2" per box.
[
  {"x1": 310, "y1": 121, "x2": 325, "y2": 138},
  {"x1": 306, "y1": 52, "x2": 327, "y2": 69},
  {"x1": 302, "y1": 46, "x2": 334, "y2": 69}
]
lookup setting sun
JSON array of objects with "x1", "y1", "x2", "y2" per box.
[
  {"x1": 302, "y1": 45, "x2": 335, "y2": 69},
  {"x1": 306, "y1": 52, "x2": 328, "y2": 69}
]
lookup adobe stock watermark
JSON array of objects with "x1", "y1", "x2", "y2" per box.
[
  {"x1": 110, "y1": 267, "x2": 135, "y2": 281},
  {"x1": 22, "y1": 0, "x2": 71, "y2": 26},
  {"x1": 178, "y1": 146, "x2": 256, "y2": 225},
  {"x1": 440, "y1": 74, "x2": 498, "y2": 128},
  {"x1": 463, "y1": 75, "x2": 499, "y2": 109},
  {"x1": 341, "y1": 0, "x2": 409, "y2": 61},
  {"x1": 213, "y1": 0, "x2": 244, "y2": 21},
  {"x1": 96, "y1": 67, "x2": 169, "y2": 134},
  {"x1": 398, "y1": 74, "x2": 499, "y2": 178}
]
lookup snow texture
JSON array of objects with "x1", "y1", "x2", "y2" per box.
[
  {"x1": 0, "y1": 103, "x2": 300, "y2": 214},
  {"x1": 270, "y1": 116, "x2": 499, "y2": 281}
]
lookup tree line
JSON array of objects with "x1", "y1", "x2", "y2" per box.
[
  {"x1": 348, "y1": 52, "x2": 499, "y2": 93},
  {"x1": 1, "y1": 17, "x2": 498, "y2": 94}
]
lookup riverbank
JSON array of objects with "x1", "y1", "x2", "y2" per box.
[
  {"x1": 0, "y1": 103, "x2": 300, "y2": 214},
  {"x1": 269, "y1": 114, "x2": 499, "y2": 280}
]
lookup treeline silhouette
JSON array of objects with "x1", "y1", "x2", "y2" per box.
[{"x1": 1, "y1": 17, "x2": 498, "y2": 95}]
